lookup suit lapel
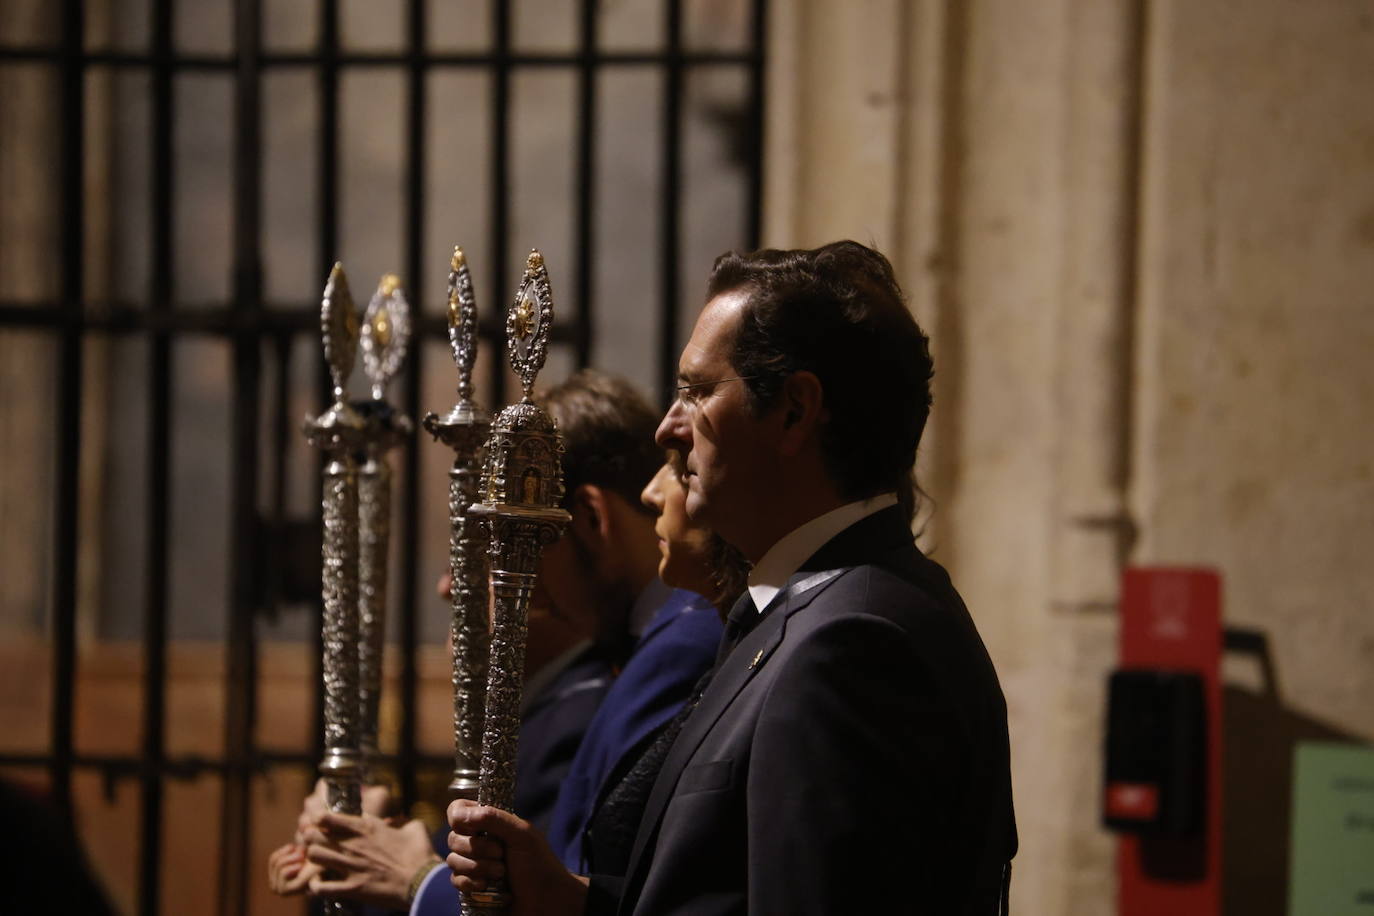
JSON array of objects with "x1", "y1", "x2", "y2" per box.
[
  {"x1": 621, "y1": 566, "x2": 852, "y2": 897},
  {"x1": 619, "y1": 507, "x2": 920, "y2": 909}
]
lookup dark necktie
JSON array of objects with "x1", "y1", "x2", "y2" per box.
[{"x1": 716, "y1": 590, "x2": 761, "y2": 664}]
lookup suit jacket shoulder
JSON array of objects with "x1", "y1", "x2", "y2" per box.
[{"x1": 621, "y1": 507, "x2": 1015, "y2": 916}]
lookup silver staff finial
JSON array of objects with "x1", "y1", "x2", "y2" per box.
[
  {"x1": 360, "y1": 273, "x2": 411, "y2": 401},
  {"x1": 507, "y1": 250, "x2": 554, "y2": 402},
  {"x1": 448, "y1": 247, "x2": 480, "y2": 402},
  {"x1": 322, "y1": 263, "x2": 360, "y2": 404}
]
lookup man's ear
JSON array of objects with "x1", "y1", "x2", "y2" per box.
[
  {"x1": 567, "y1": 483, "x2": 613, "y2": 547},
  {"x1": 778, "y1": 370, "x2": 826, "y2": 455}
]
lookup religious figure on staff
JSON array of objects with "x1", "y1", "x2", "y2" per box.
[{"x1": 446, "y1": 241, "x2": 1018, "y2": 916}]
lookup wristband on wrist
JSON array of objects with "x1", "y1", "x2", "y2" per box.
[{"x1": 407, "y1": 857, "x2": 441, "y2": 906}]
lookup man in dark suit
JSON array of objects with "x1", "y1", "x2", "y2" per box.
[
  {"x1": 448, "y1": 241, "x2": 1016, "y2": 915},
  {"x1": 544, "y1": 586, "x2": 722, "y2": 873}
]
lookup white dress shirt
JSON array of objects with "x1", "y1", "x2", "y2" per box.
[{"x1": 746, "y1": 493, "x2": 898, "y2": 614}]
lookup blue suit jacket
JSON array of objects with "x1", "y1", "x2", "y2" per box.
[
  {"x1": 428, "y1": 640, "x2": 615, "y2": 864},
  {"x1": 515, "y1": 642, "x2": 617, "y2": 834},
  {"x1": 413, "y1": 588, "x2": 722, "y2": 916},
  {"x1": 545, "y1": 589, "x2": 723, "y2": 870}
]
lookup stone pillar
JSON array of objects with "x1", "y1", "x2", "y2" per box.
[
  {"x1": 764, "y1": 2, "x2": 1132, "y2": 912},
  {"x1": 1048, "y1": 1, "x2": 1143, "y2": 911}
]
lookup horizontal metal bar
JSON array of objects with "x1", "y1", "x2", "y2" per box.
[
  {"x1": 0, "y1": 750, "x2": 458, "y2": 773},
  {"x1": 0, "y1": 47, "x2": 757, "y2": 68},
  {"x1": 0, "y1": 303, "x2": 578, "y2": 343}
]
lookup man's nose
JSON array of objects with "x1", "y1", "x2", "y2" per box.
[{"x1": 655, "y1": 400, "x2": 690, "y2": 451}]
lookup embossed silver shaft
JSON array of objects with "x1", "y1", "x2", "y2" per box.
[
  {"x1": 424, "y1": 247, "x2": 492, "y2": 799},
  {"x1": 305, "y1": 263, "x2": 368, "y2": 916},
  {"x1": 446, "y1": 447, "x2": 490, "y2": 796},
  {"x1": 474, "y1": 561, "x2": 537, "y2": 812},
  {"x1": 356, "y1": 275, "x2": 413, "y2": 778},
  {"x1": 320, "y1": 453, "x2": 364, "y2": 817},
  {"x1": 356, "y1": 451, "x2": 389, "y2": 773}
]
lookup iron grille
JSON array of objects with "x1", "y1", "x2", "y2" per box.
[{"x1": 0, "y1": 0, "x2": 765, "y2": 912}]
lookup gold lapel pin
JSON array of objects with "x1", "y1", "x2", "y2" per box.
[{"x1": 749, "y1": 649, "x2": 764, "y2": 669}]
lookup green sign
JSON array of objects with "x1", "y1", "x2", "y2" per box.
[{"x1": 1289, "y1": 742, "x2": 1374, "y2": 915}]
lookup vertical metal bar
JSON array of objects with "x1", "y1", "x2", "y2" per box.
[
  {"x1": 658, "y1": 0, "x2": 684, "y2": 403},
  {"x1": 573, "y1": 0, "x2": 597, "y2": 368},
  {"x1": 318, "y1": 0, "x2": 340, "y2": 284},
  {"x1": 487, "y1": 0, "x2": 511, "y2": 405},
  {"x1": 138, "y1": 0, "x2": 174, "y2": 911},
  {"x1": 396, "y1": 0, "x2": 427, "y2": 810},
  {"x1": 219, "y1": 0, "x2": 263, "y2": 912},
  {"x1": 745, "y1": 0, "x2": 768, "y2": 249},
  {"x1": 267, "y1": 334, "x2": 292, "y2": 613},
  {"x1": 313, "y1": 0, "x2": 342, "y2": 772},
  {"x1": 49, "y1": 0, "x2": 85, "y2": 824},
  {"x1": 266, "y1": 337, "x2": 301, "y2": 916}
]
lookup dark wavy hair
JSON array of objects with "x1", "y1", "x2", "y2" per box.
[
  {"x1": 707, "y1": 535, "x2": 751, "y2": 615},
  {"x1": 706, "y1": 240, "x2": 934, "y2": 503},
  {"x1": 539, "y1": 369, "x2": 662, "y2": 513}
]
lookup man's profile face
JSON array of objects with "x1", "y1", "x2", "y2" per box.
[{"x1": 655, "y1": 289, "x2": 775, "y2": 547}]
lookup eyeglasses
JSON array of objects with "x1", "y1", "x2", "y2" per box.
[{"x1": 673, "y1": 375, "x2": 757, "y2": 411}]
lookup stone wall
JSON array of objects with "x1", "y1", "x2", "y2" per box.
[{"x1": 764, "y1": 1, "x2": 1374, "y2": 913}]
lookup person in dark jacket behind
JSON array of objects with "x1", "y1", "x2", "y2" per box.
[{"x1": 0, "y1": 778, "x2": 116, "y2": 915}]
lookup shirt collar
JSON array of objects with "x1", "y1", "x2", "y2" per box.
[{"x1": 747, "y1": 493, "x2": 899, "y2": 614}]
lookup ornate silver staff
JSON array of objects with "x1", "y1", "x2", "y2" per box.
[
  {"x1": 463, "y1": 250, "x2": 570, "y2": 915},
  {"x1": 423, "y1": 248, "x2": 492, "y2": 799},
  {"x1": 356, "y1": 274, "x2": 413, "y2": 779},
  {"x1": 303, "y1": 264, "x2": 367, "y2": 916}
]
